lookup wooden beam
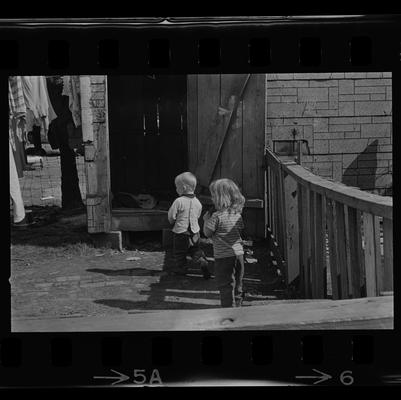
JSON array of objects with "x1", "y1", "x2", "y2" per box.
[
  {"x1": 111, "y1": 210, "x2": 170, "y2": 232},
  {"x1": 283, "y1": 163, "x2": 392, "y2": 220},
  {"x1": 12, "y1": 296, "x2": 393, "y2": 332},
  {"x1": 197, "y1": 194, "x2": 263, "y2": 209}
]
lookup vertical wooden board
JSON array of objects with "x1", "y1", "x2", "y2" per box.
[
  {"x1": 315, "y1": 193, "x2": 325, "y2": 298},
  {"x1": 347, "y1": 207, "x2": 362, "y2": 298},
  {"x1": 264, "y1": 169, "x2": 268, "y2": 237},
  {"x1": 142, "y1": 75, "x2": 159, "y2": 135},
  {"x1": 99, "y1": 87, "x2": 112, "y2": 232},
  {"x1": 274, "y1": 172, "x2": 280, "y2": 244},
  {"x1": 158, "y1": 135, "x2": 186, "y2": 192},
  {"x1": 326, "y1": 198, "x2": 339, "y2": 300},
  {"x1": 124, "y1": 135, "x2": 146, "y2": 193},
  {"x1": 383, "y1": 218, "x2": 393, "y2": 291},
  {"x1": 335, "y1": 202, "x2": 349, "y2": 299},
  {"x1": 219, "y1": 74, "x2": 247, "y2": 185},
  {"x1": 196, "y1": 74, "x2": 221, "y2": 188},
  {"x1": 86, "y1": 162, "x2": 98, "y2": 196},
  {"x1": 321, "y1": 195, "x2": 328, "y2": 297},
  {"x1": 109, "y1": 132, "x2": 123, "y2": 195},
  {"x1": 343, "y1": 206, "x2": 353, "y2": 298},
  {"x1": 363, "y1": 212, "x2": 377, "y2": 297},
  {"x1": 297, "y1": 183, "x2": 305, "y2": 296},
  {"x1": 158, "y1": 75, "x2": 185, "y2": 134},
  {"x1": 144, "y1": 134, "x2": 160, "y2": 192},
  {"x1": 279, "y1": 170, "x2": 288, "y2": 261},
  {"x1": 242, "y1": 208, "x2": 257, "y2": 239},
  {"x1": 267, "y1": 167, "x2": 272, "y2": 230},
  {"x1": 255, "y1": 209, "x2": 266, "y2": 238},
  {"x1": 284, "y1": 174, "x2": 300, "y2": 285},
  {"x1": 187, "y1": 75, "x2": 198, "y2": 173},
  {"x1": 271, "y1": 170, "x2": 276, "y2": 237},
  {"x1": 219, "y1": 100, "x2": 243, "y2": 185},
  {"x1": 357, "y1": 210, "x2": 365, "y2": 292},
  {"x1": 107, "y1": 75, "x2": 144, "y2": 134},
  {"x1": 242, "y1": 74, "x2": 266, "y2": 199},
  {"x1": 309, "y1": 191, "x2": 317, "y2": 298},
  {"x1": 374, "y1": 216, "x2": 383, "y2": 294},
  {"x1": 302, "y1": 186, "x2": 311, "y2": 298}
]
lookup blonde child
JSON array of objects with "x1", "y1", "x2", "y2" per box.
[
  {"x1": 168, "y1": 172, "x2": 211, "y2": 279},
  {"x1": 203, "y1": 179, "x2": 246, "y2": 307}
]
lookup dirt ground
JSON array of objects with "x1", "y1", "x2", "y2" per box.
[{"x1": 10, "y1": 207, "x2": 285, "y2": 321}]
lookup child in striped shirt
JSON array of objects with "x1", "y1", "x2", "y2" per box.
[{"x1": 203, "y1": 179, "x2": 246, "y2": 307}]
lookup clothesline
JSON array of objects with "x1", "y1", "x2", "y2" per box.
[{"x1": 8, "y1": 75, "x2": 83, "y2": 177}]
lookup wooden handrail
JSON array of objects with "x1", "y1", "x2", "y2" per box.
[
  {"x1": 283, "y1": 163, "x2": 393, "y2": 220},
  {"x1": 265, "y1": 149, "x2": 392, "y2": 220},
  {"x1": 264, "y1": 147, "x2": 393, "y2": 300}
]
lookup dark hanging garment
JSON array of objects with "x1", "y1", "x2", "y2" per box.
[
  {"x1": 13, "y1": 135, "x2": 26, "y2": 178},
  {"x1": 46, "y1": 76, "x2": 83, "y2": 209}
]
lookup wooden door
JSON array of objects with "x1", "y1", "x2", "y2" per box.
[{"x1": 187, "y1": 74, "x2": 266, "y2": 237}]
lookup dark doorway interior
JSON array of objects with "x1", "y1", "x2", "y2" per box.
[{"x1": 108, "y1": 75, "x2": 187, "y2": 205}]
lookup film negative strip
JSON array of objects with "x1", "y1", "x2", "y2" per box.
[{"x1": 1, "y1": 15, "x2": 399, "y2": 388}]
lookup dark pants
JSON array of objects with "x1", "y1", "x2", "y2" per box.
[
  {"x1": 214, "y1": 255, "x2": 245, "y2": 308},
  {"x1": 172, "y1": 231, "x2": 207, "y2": 273}
]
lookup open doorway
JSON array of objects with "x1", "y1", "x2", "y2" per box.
[{"x1": 108, "y1": 74, "x2": 187, "y2": 211}]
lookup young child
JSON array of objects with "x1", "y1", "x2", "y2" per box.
[
  {"x1": 168, "y1": 172, "x2": 212, "y2": 279},
  {"x1": 203, "y1": 179, "x2": 245, "y2": 307}
]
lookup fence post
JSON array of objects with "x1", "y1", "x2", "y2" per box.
[
  {"x1": 363, "y1": 212, "x2": 378, "y2": 297},
  {"x1": 383, "y1": 218, "x2": 393, "y2": 291}
]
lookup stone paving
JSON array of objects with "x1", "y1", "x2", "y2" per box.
[
  {"x1": 18, "y1": 144, "x2": 86, "y2": 208},
  {"x1": 11, "y1": 235, "x2": 282, "y2": 321}
]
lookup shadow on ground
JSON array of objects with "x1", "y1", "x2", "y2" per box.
[
  {"x1": 90, "y1": 235, "x2": 284, "y2": 312},
  {"x1": 11, "y1": 206, "x2": 92, "y2": 248}
]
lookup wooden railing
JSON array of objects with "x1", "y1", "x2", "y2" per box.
[{"x1": 265, "y1": 147, "x2": 393, "y2": 299}]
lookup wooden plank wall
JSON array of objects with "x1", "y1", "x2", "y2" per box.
[{"x1": 187, "y1": 74, "x2": 266, "y2": 238}]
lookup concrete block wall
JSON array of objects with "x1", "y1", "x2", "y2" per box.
[{"x1": 265, "y1": 72, "x2": 392, "y2": 195}]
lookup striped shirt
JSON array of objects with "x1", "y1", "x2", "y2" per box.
[
  {"x1": 9, "y1": 76, "x2": 26, "y2": 117},
  {"x1": 203, "y1": 210, "x2": 244, "y2": 259}
]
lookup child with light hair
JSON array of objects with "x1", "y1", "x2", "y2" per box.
[
  {"x1": 203, "y1": 178, "x2": 246, "y2": 307},
  {"x1": 167, "y1": 172, "x2": 212, "y2": 279}
]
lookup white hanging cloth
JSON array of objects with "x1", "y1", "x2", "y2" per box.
[{"x1": 21, "y1": 76, "x2": 57, "y2": 138}]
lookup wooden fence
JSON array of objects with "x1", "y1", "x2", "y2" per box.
[{"x1": 265, "y1": 147, "x2": 393, "y2": 299}]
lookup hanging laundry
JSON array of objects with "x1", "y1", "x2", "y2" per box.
[
  {"x1": 20, "y1": 76, "x2": 57, "y2": 142},
  {"x1": 9, "y1": 76, "x2": 28, "y2": 177},
  {"x1": 62, "y1": 75, "x2": 81, "y2": 127},
  {"x1": 9, "y1": 141, "x2": 26, "y2": 224}
]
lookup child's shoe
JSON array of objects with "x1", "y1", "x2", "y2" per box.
[
  {"x1": 200, "y1": 259, "x2": 213, "y2": 280},
  {"x1": 235, "y1": 292, "x2": 246, "y2": 307}
]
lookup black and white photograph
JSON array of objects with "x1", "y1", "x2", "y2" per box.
[{"x1": 9, "y1": 72, "x2": 393, "y2": 331}]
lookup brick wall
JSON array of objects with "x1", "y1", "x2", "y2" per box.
[{"x1": 265, "y1": 72, "x2": 392, "y2": 195}]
